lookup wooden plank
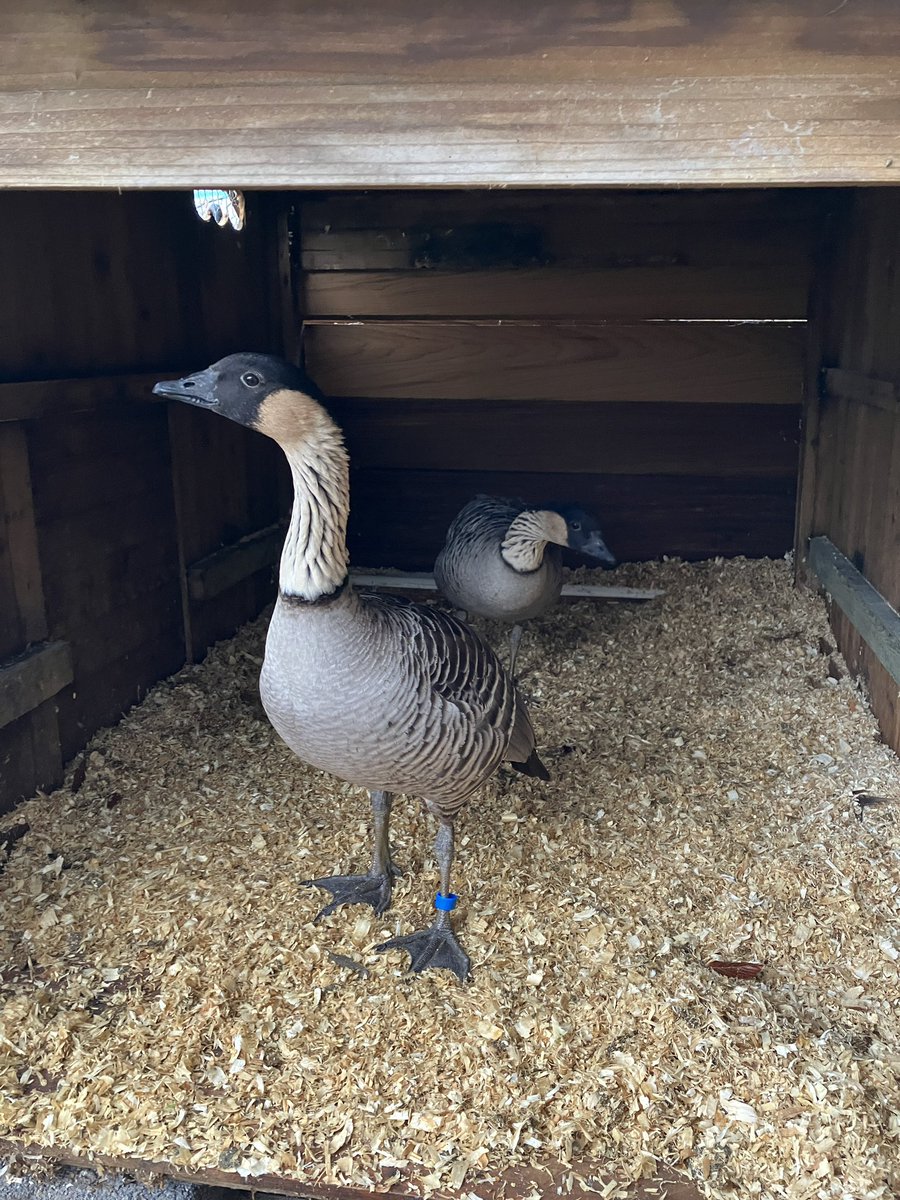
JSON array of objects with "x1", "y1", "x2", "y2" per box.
[
  {"x1": 167, "y1": 401, "x2": 286, "y2": 661},
  {"x1": 347, "y1": 468, "x2": 797, "y2": 570},
  {"x1": 0, "y1": 641, "x2": 73, "y2": 730},
  {"x1": 0, "y1": 372, "x2": 162, "y2": 423},
  {"x1": 0, "y1": 424, "x2": 66, "y2": 809},
  {"x1": 0, "y1": 425, "x2": 46, "y2": 652},
  {"x1": 808, "y1": 537, "x2": 900, "y2": 688},
  {"x1": 0, "y1": 3, "x2": 899, "y2": 186},
  {"x1": 55, "y1": 634, "x2": 188, "y2": 764},
  {"x1": 0, "y1": 1139, "x2": 701, "y2": 1200},
  {"x1": 304, "y1": 266, "x2": 809, "y2": 321},
  {"x1": 0, "y1": 192, "x2": 276, "y2": 379},
  {"x1": 306, "y1": 322, "x2": 804, "y2": 404},
  {"x1": 187, "y1": 523, "x2": 285, "y2": 603},
  {"x1": 822, "y1": 366, "x2": 899, "y2": 415},
  {"x1": 331, "y1": 398, "x2": 801, "y2": 477}
]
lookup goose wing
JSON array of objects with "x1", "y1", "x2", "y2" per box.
[{"x1": 370, "y1": 594, "x2": 533, "y2": 769}]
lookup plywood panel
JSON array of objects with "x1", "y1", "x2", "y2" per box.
[
  {"x1": 346, "y1": 468, "x2": 797, "y2": 570},
  {"x1": 330, "y1": 398, "x2": 801, "y2": 478},
  {"x1": 0, "y1": 3, "x2": 899, "y2": 186},
  {"x1": 306, "y1": 322, "x2": 804, "y2": 404}
]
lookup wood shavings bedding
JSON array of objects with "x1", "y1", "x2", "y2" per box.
[{"x1": 1, "y1": 558, "x2": 899, "y2": 1199}]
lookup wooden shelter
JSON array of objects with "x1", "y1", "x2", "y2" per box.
[{"x1": 2, "y1": 3, "x2": 900, "y2": 1196}]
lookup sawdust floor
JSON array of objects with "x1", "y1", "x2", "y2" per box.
[{"x1": 1, "y1": 558, "x2": 899, "y2": 1200}]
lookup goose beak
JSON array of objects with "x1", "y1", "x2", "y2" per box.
[
  {"x1": 152, "y1": 367, "x2": 219, "y2": 408},
  {"x1": 581, "y1": 532, "x2": 616, "y2": 567}
]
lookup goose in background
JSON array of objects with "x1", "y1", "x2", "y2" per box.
[
  {"x1": 153, "y1": 354, "x2": 549, "y2": 982},
  {"x1": 434, "y1": 495, "x2": 616, "y2": 676}
]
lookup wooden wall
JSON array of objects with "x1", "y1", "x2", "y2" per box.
[
  {"x1": 798, "y1": 191, "x2": 900, "y2": 752},
  {"x1": 301, "y1": 189, "x2": 817, "y2": 569},
  {"x1": 1, "y1": 3, "x2": 899, "y2": 188},
  {"x1": 0, "y1": 191, "x2": 285, "y2": 812}
]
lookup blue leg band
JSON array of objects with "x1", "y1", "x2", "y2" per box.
[{"x1": 435, "y1": 892, "x2": 458, "y2": 912}]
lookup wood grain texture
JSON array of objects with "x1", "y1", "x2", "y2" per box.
[
  {"x1": 0, "y1": 424, "x2": 67, "y2": 811},
  {"x1": 167, "y1": 403, "x2": 287, "y2": 660},
  {"x1": 305, "y1": 267, "x2": 809, "y2": 322},
  {"x1": 346, "y1": 468, "x2": 797, "y2": 570},
  {"x1": 27, "y1": 403, "x2": 186, "y2": 763},
  {"x1": 305, "y1": 322, "x2": 804, "y2": 404},
  {"x1": 301, "y1": 189, "x2": 819, "y2": 320},
  {"x1": 0, "y1": 641, "x2": 73, "y2": 731},
  {"x1": 330, "y1": 398, "x2": 801, "y2": 477},
  {"x1": 0, "y1": 373, "x2": 163, "y2": 423},
  {"x1": 0, "y1": 191, "x2": 274, "y2": 379},
  {"x1": 800, "y1": 190, "x2": 900, "y2": 753},
  {"x1": 0, "y1": 3, "x2": 899, "y2": 186},
  {"x1": 0, "y1": 1139, "x2": 701, "y2": 1200},
  {"x1": 808, "y1": 537, "x2": 900, "y2": 687}
]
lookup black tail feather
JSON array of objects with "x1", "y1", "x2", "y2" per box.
[{"x1": 511, "y1": 748, "x2": 551, "y2": 782}]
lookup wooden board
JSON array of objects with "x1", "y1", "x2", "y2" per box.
[
  {"x1": 0, "y1": 1140, "x2": 701, "y2": 1200},
  {"x1": 0, "y1": 641, "x2": 73, "y2": 731},
  {"x1": 301, "y1": 188, "x2": 809, "y2": 572},
  {"x1": 0, "y1": 3, "x2": 899, "y2": 186},
  {"x1": 346, "y1": 468, "x2": 797, "y2": 570},
  {"x1": 301, "y1": 188, "x2": 820, "y2": 321},
  {"x1": 0, "y1": 192, "x2": 274, "y2": 379},
  {"x1": 167, "y1": 403, "x2": 287, "y2": 661},
  {"x1": 798, "y1": 190, "x2": 900, "y2": 753},
  {"x1": 330, "y1": 398, "x2": 801, "y2": 477},
  {"x1": 808, "y1": 537, "x2": 900, "y2": 688},
  {"x1": 26, "y1": 403, "x2": 186, "y2": 768},
  {"x1": 0, "y1": 424, "x2": 66, "y2": 812},
  {"x1": 305, "y1": 322, "x2": 804, "y2": 404},
  {"x1": 0, "y1": 373, "x2": 163, "y2": 423},
  {"x1": 305, "y1": 267, "x2": 809, "y2": 322}
]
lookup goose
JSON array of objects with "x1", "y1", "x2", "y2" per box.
[
  {"x1": 152, "y1": 354, "x2": 549, "y2": 982},
  {"x1": 434, "y1": 495, "x2": 616, "y2": 676}
]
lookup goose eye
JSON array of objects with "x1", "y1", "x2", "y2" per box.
[
  {"x1": 241, "y1": 371, "x2": 261, "y2": 388},
  {"x1": 570, "y1": 521, "x2": 581, "y2": 531}
]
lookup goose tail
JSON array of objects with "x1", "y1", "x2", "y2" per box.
[{"x1": 511, "y1": 748, "x2": 551, "y2": 782}]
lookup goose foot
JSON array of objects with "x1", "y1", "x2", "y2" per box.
[
  {"x1": 375, "y1": 921, "x2": 471, "y2": 982},
  {"x1": 304, "y1": 868, "x2": 398, "y2": 922}
]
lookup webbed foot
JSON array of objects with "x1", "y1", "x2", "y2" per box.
[
  {"x1": 375, "y1": 920, "x2": 470, "y2": 982},
  {"x1": 303, "y1": 867, "x2": 398, "y2": 922}
]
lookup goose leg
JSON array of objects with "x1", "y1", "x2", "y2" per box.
[
  {"x1": 375, "y1": 816, "x2": 471, "y2": 982},
  {"x1": 508, "y1": 623, "x2": 525, "y2": 677},
  {"x1": 304, "y1": 790, "x2": 400, "y2": 921}
]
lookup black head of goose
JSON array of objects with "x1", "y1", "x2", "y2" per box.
[
  {"x1": 434, "y1": 495, "x2": 616, "y2": 677},
  {"x1": 153, "y1": 354, "x2": 549, "y2": 982}
]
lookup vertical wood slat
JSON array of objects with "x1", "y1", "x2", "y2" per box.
[{"x1": 0, "y1": 424, "x2": 65, "y2": 810}]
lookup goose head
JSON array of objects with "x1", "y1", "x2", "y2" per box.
[
  {"x1": 554, "y1": 505, "x2": 616, "y2": 566},
  {"x1": 152, "y1": 352, "x2": 329, "y2": 448}
]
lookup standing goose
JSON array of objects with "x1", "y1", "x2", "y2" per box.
[
  {"x1": 434, "y1": 495, "x2": 616, "y2": 676},
  {"x1": 153, "y1": 354, "x2": 549, "y2": 982}
]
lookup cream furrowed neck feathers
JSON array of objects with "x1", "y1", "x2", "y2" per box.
[
  {"x1": 257, "y1": 389, "x2": 351, "y2": 603},
  {"x1": 500, "y1": 509, "x2": 567, "y2": 573}
]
